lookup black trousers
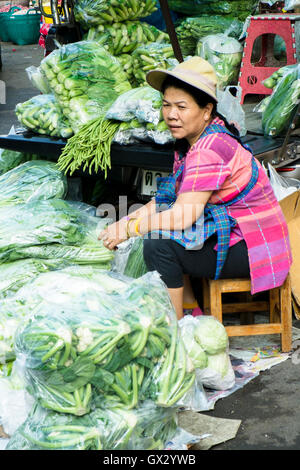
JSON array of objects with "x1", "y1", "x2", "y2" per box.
[{"x1": 143, "y1": 235, "x2": 250, "y2": 289}]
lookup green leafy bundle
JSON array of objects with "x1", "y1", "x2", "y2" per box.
[
  {"x1": 14, "y1": 272, "x2": 195, "y2": 414},
  {"x1": 74, "y1": 0, "x2": 157, "y2": 28},
  {"x1": 40, "y1": 41, "x2": 132, "y2": 134},
  {"x1": 15, "y1": 94, "x2": 73, "y2": 139},
  {"x1": 0, "y1": 160, "x2": 67, "y2": 207}
]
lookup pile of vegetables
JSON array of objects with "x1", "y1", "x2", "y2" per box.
[
  {"x1": 87, "y1": 21, "x2": 168, "y2": 57},
  {"x1": 258, "y1": 64, "x2": 300, "y2": 137},
  {"x1": 0, "y1": 160, "x2": 67, "y2": 206},
  {"x1": 179, "y1": 315, "x2": 235, "y2": 391},
  {"x1": 13, "y1": 271, "x2": 195, "y2": 415},
  {"x1": 175, "y1": 15, "x2": 243, "y2": 56},
  {"x1": 74, "y1": 0, "x2": 158, "y2": 29},
  {"x1": 0, "y1": 149, "x2": 39, "y2": 175},
  {"x1": 167, "y1": 0, "x2": 258, "y2": 20},
  {"x1": 197, "y1": 33, "x2": 243, "y2": 88},
  {"x1": 15, "y1": 94, "x2": 73, "y2": 139},
  {"x1": 39, "y1": 41, "x2": 132, "y2": 133},
  {"x1": 6, "y1": 400, "x2": 177, "y2": 450},
  {"x1": 56, "y1": 116, "x2": 121, "y2": 177},
  {"x1": 132, "y1": 42, "x2": 177, "y2": 86}
]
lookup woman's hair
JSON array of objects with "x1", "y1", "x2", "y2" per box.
[{"x1": 161, "y1": 75, "x2": 240, "y2": 138}]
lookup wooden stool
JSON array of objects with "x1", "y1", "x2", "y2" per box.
[{"x1": 202, "y1": 274, "x2": 292, "y2": 352}]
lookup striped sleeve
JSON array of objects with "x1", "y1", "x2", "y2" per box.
[{"x1": 178, "y1": 149, "x2": 231, "y2": 194}]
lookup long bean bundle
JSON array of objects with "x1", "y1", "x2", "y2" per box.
[{"x1": 57, "y1": 116, "x2": 121, "y2": 177}]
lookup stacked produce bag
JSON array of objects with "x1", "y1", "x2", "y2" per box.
[
  {"x1": 255, "y1": 64, "x2": 300, "y2": 137},
  {"x1": 167, "y1": 0, "x2": 258, "y2": 21}
]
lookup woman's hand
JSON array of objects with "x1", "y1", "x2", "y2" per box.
[{"x1": 98, "y1": 218, "x2": 128, "y2": 251}]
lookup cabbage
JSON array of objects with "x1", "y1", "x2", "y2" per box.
[
  {"x1": 206, "y1": 352, "x2": 231, "y2": 378},
  {"x1": 196, "y1": 351, "x2": 236, "y2": 390},
  {"x1": 194, "y1": 316, "x2": 228, "y2": 355}
]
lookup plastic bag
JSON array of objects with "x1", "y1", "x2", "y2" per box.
[
  {"x1": 40, "y1": 41, "x2": 132, "y2": 133},
  {"x1": 197, "y1": 33, "x2": 243, "y2": 89},
  {"x1": 74, "y1": 0, "x2": 157, "y2": 28},
  {"x1": 0, "y1": 199, "x2": 107, "y2": 264},
  {"x1": 106, "y1": 86, "x2": 163, "y2": 125},
  {"x1": 26, "y1": 65, "x2": 51, "y2": 94},
  {"x1": 132, "y1": 42, "x2": 177, "y2": 86},
  {"x1": 179, "y1": 315, "x2": 235, "y2": 391},
  {"x1": 15, "y1": 94, "x2": 73, "y2": 139},
  {"x1": 284, "y1": 0, "x2": 300, "y2": 10},
  {"x1": 14, "y1": 271, "x2": 195, "y2": 411},
  {"x1": 216, "y1": 86, "x2": 247, "y2": 136},
  {"x1": 168, "y1": 0, "x2": 257, "y2": 20},
  {"x1": 266, "y1": 162, "x2": 300, "y2": 201},
  {"x1": 176, "y1": 15, "x2": 244, "y2": 55},
  {"x1": 6, "y1": 400, "x2": 178, "y2": 450},
  {"x1": 124, "y1": 237, "x2": 148, "y2": 278},
  {"x1": 261, "y1": 64, "x2": 300, "y2": 137},
  {"x1": 87, "y1": 21, "x2": 168, "y2": 57},
  {"x1": 0, "y1": 160, "x2": 67, "y2": 206}
]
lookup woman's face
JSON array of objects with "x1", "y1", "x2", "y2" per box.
[{"x1": 162, "y1": 86, "x2": 213, "y2": 146}]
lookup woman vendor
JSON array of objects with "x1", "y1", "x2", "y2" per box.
[{"x1": 98, "y1": 57, "x2": 292, "y2": 320}]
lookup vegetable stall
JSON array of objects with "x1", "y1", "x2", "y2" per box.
[{"x1": 0, "y1": 0, "x2": 300, "y2": 452}]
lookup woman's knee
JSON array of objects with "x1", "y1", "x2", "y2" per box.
[{"x1": 143, "y1": 238, "x2": 177, "y2": 269}]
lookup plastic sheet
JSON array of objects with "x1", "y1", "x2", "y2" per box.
[
  {"x1": 15, "y1": 94, "x2": 73, "y2": 139},
  {"x1": 217, "y1": 86, "x2": 247, "y2": 136},
  {"x1": 0, "y1": 160, "x2": 67, "y2": 206}
]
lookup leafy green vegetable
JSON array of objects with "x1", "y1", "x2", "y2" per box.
[
  {"x1": 0, "y1": 160, "x2": 67, "y2": 207},
  {"x1": 194, "y1": 316, "x2": 228, "y2": 355}
]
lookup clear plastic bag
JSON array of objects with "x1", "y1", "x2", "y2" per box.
[
  {"x1": 132, "y1": 42, "x2": 177, "y2": 86},
  {"x1": 40, "y1": 41, "x2": 132, "y2": 133},
  {"x1": 179, "y1": 315, "x2": 235, "y2": 391},
  {"x1": 284, "y1": 0, "x2": 300, "y2": 10},
  {"x1": 74, "y1": 0, "x2": 157, "y2": 28},
  {"x1": 216, "y1": 86, "x2": 247, "y2": 136},
  {"x1": 87, "y1": 21, "x2": 168, "y2": 57},
  {"x1": 15, "y1": 94, "x2": 73, "y2": 139},
  {"x1": 266, "y1": 162, "x2": 300, "y2": 201},
  {"x1": 6, "y1": 400, "x2": 178, "y2": 450},
  {"x1": 0, "y1": 160, "x2": 67, "y2": 206},
  {"x1": 0, "y1": 199, "x2": 105, "y2": 264},
  {"x1": 25, "y1": 65, "x2": 51, "y2": 94},
  {"x1": 197, "y1": 33, "x2": 243, "y2": 89},
  {"x1": 260, "y1": 64, "x2": 300, "y2": 137},
  {"x1": 106, "y1": 86, "x2": 163, "y2": 125},
  {"x1": 14, "y1": 271, "x2": 196, "y2": 411}
]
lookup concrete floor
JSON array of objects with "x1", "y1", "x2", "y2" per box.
[{"x1": 1, "y1": 41, "x2": 300, "y2": 451}]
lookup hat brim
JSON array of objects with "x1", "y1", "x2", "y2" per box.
[{"x1": 146, "y1": 69, "x2": 218, "y2": 102}]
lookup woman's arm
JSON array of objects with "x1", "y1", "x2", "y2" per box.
[
  {"x1": 98, "y1": 198, "x2": 156, "y2": 249},
  {"x1": 137, "y1": 190, "x2": 212, "y2": 235}
]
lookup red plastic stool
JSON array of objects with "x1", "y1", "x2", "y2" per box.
[{"x1": 238, "y1": 14, "x2": 300, "y2": 103}]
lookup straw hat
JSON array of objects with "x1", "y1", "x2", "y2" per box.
[{"x1": 146, "y1": 56, "x2": 218, "y2": 102}]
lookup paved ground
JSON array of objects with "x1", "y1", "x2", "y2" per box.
[{"x1": 1, "y1": 41, "x2": 300, "y2": 451}]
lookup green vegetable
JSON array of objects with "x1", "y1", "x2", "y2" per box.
[
  {"x1": 40, "y1": 41, "x2": 132, "y2": 134},
  {"x1": 87, "y1": 21, "x2": 169, "y2": 59},
  {"x1": 15, "y1": 94, "x2": 73, "y2": 138},
  {"x1": 168, "y1": 0, "x2": 257, "y2": 20},
  {"x1": 176, "y1": 15, "x2": 243, "y2": 55},
  {"x1": 57, "y1": 116, "x2": 121, "y2": 177},
  {"x1": 0, "y1": 149, "x2": 39, "y2": 175},
  {"x1": 124, "y1": 238, "x2": 148, "y2": 279},
  {"x1": 262, "y1": 65, "x2": 300, "y2": 137},
  {"x1": 197, "y1": 33, "x2": 243, "y2": 88},
  {"x1": 0, "y1": 160, "x2": 67, "y2": 207},
  {"x1": 132, "y1": 42, "x2": 177, "y2": 86},
  {"x1": 194, "y1": 316, "x2": 228, "y2": 355},
  {"x1": 74, "y1": 0, "x2": 157, "y2": 28}
]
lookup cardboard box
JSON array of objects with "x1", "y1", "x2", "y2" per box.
[{"x1": 279, "y1": 189, "x2": 300, "y2": 318}]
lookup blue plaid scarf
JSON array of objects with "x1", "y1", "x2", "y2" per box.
[{"x1": 149, "y1": 123, "x2": 257, "y2": 280}]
